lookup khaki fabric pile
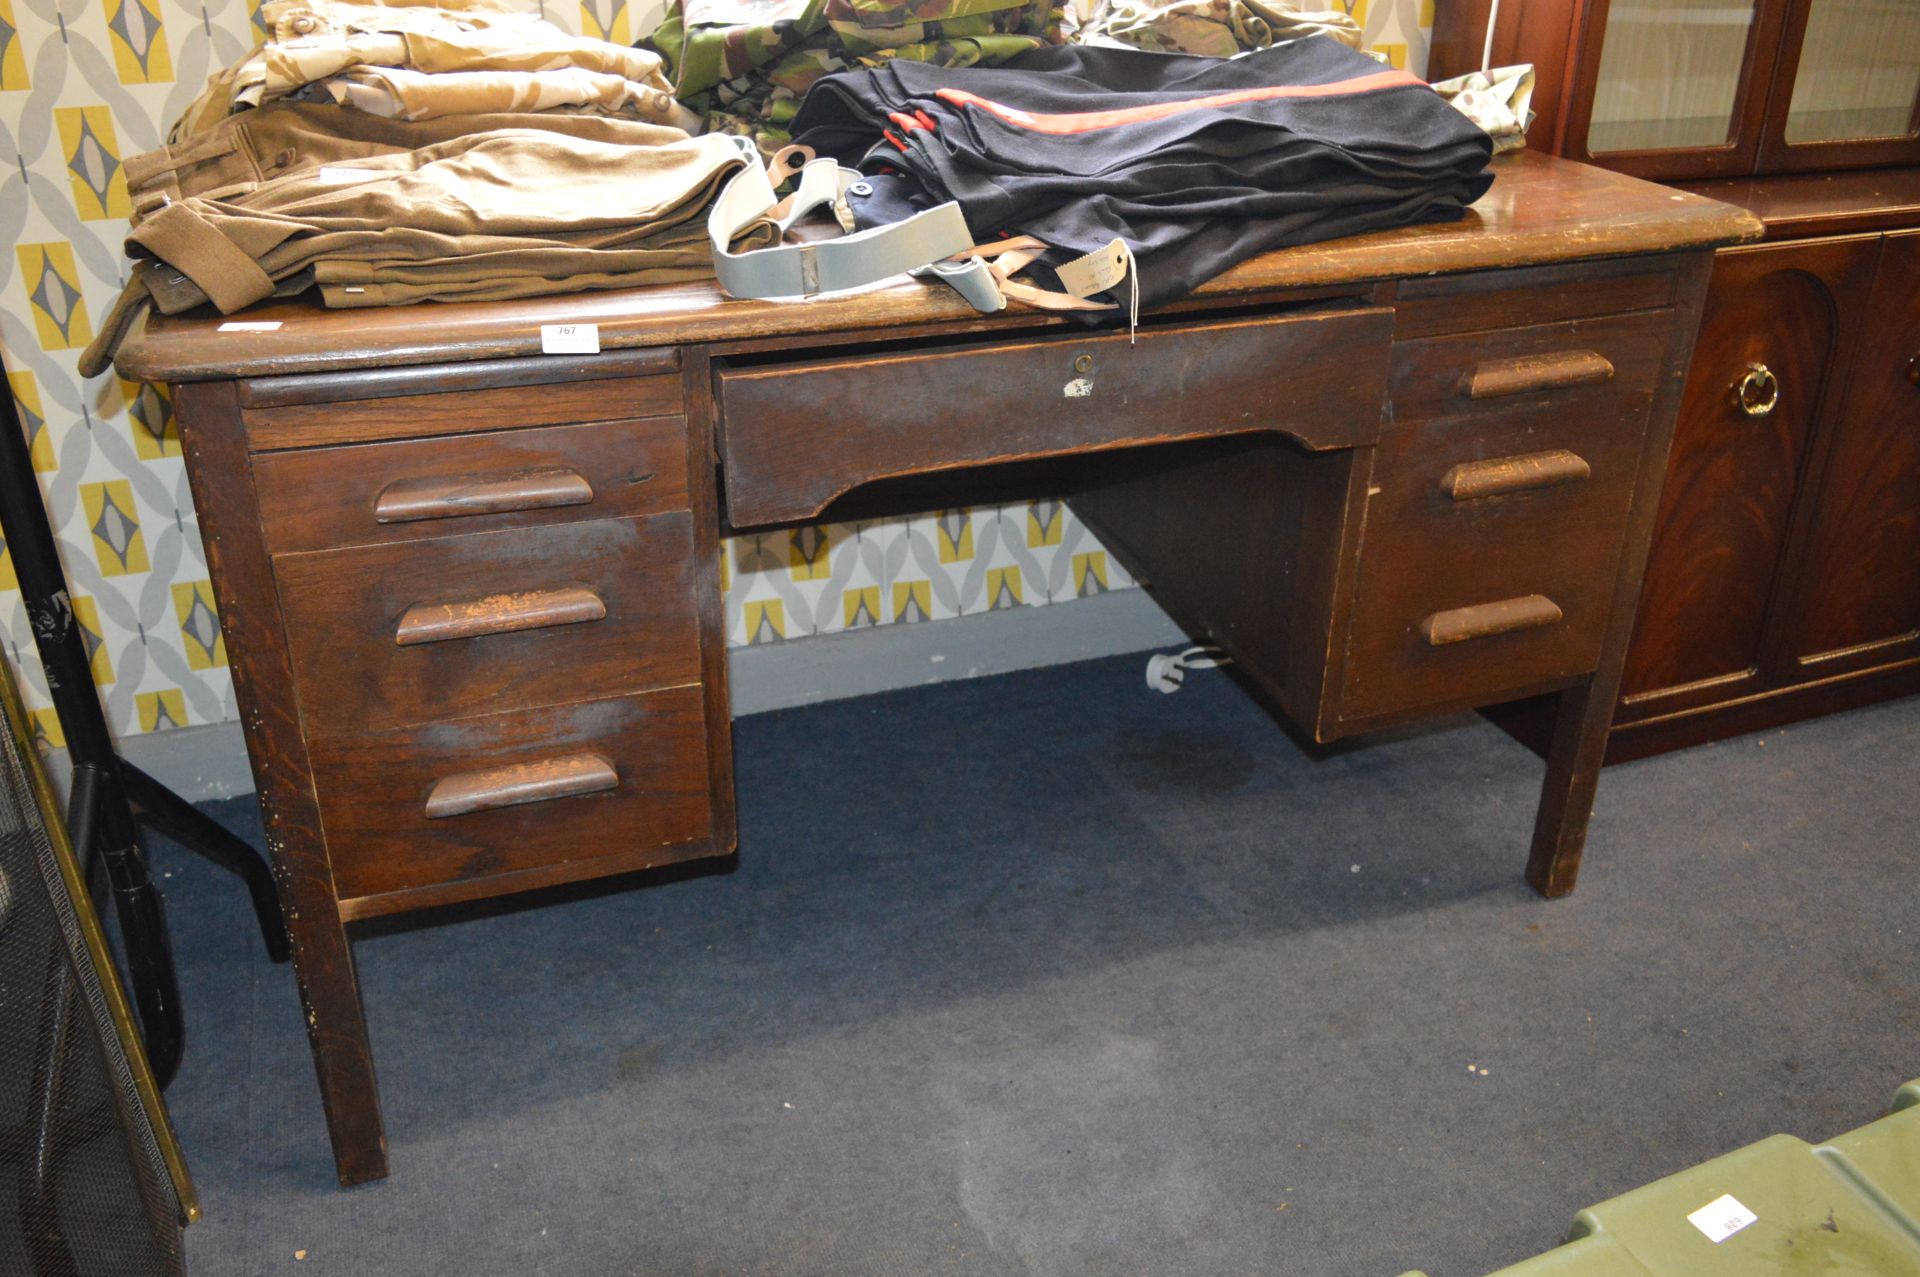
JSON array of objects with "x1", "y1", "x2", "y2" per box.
[
  {"x1": 173, "y1": 0, "x2": 698, "y2": 135},
  {"x1": 84, "y1": 0, "x2": 765, "y2": 376}
]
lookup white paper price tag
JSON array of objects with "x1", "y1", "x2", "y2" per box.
[
  {"x1": 541, "y1": 323, "x2": 600, "y2": 355},
  {"x1": 316, "y1": 166, "x2": 383, "y2": 185},
  {"x1": 1687, "y1": 1194, "x2": 1758, "y2": 1244},
  {"x1": 217, "y1": 321, "x2": 282, "y2": 332}
]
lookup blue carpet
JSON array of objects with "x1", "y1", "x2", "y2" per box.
[{"x1": 149, "y1": 655, "x2": 1919, "y2": 1276}]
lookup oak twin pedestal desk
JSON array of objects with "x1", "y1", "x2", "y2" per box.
[{"x1": 116, "y1": 151, "x2": 1759, "y2": 1185}]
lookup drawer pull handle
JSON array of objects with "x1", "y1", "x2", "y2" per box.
[
  {"x1": 395, "y1": 586, "x2": 606, "y2": 646},
  {"x1": 1463, "y1": 351, "x2": 1614, "y2": 399},
  {"x1": 374, "y1": 467, "x2": 594, "y2": 523},
  {"x1": 1420, "y1": 595, "x2": 1564, "y2": 646},
  {"x1": 1442, "y1": 450, "x2": 1592, "y2": 500},
  {"x1": 424, "y1": 753, "x2": 617, "y2": 819}
]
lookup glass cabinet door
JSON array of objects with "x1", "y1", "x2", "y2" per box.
[
  {"x1": 1587, "y1": 0, "x2": 1763, "y2": 153},
  {"x1": 1569, "y1": 0, "x2": 1789, "y2": 179},
  {"x1": 1761, "y1": 0, "x2": 1920, "y2": 169}
]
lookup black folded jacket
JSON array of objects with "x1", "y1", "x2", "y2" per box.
[{"x1": 791, "y1": 38, "x2": 1495, "y2": 311}]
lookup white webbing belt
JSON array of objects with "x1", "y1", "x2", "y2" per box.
[
  {"x1": 705, "y1": 139, "x2": 1136, "y2": 324},
  {"x1": 707, "y1": 142, "x2": 1002, "y2": 310}
]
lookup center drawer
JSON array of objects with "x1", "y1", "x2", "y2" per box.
[
  {"x1": 274, "y1": 514, "x2": 702, "y2": 736},
  {"x1": 714, "y1": 306, "x2": 1393, "y2": 527}
]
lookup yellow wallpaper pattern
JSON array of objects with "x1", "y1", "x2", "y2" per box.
[{"x1": 0, "y1": 0, "x2": 1432, "y2": 745}]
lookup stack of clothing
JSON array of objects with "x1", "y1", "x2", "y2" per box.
[
  {"x1": 82, "y1": 0, "x2": 762, "y2": 375},
  {"x1": 785, "y1": 37, "x2": 1496, "y2": 313},
  {"x1": 174, "y1": 0, "x2": 699, "y2": 135},
  {"x1": 644, "y1": 0, "x2": 1076, "y2": 153}
]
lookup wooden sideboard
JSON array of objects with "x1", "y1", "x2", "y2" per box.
[
  {"x1": 116, "y1": 151, "x2": 1758, "y2": 1185},
  {"x1": 1436, "y1": 1, "x2": 1920, "y2": 759}
]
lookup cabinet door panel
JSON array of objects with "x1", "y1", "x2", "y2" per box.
[
  {"x1": 1786, "y1": 232, "x2": 1920, "y2": 668},
  {"x1": 1619, "y1": 237, "x2": 1878, "y2": 713}
]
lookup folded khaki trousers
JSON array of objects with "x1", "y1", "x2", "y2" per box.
[
  {"x1": 123, "y1": 101, "x2": 694, "y2": 212},
  {"x1": 176, "y1": 0, "x2": 687, "y2": 137},
  {"x1": 81, "y1": 126, "x2": 758, "y2": 374}
]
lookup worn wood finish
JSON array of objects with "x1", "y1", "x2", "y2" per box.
[
  {"x1": 1390, "y1": 257, "x2": 1679, "y2": 339},
  {"x1": 1466, "y1": 349, "x2": 1614, "y2": 400},
  {"x1": 1523, "y1": 251, "x2": 1716, "y2": 896},
  {"x1": 1390, "y1": 311, "x2": 1670, "y2": 422},
  {"x1": 374, "y1": 467, "x2": 595, "y2": 524},
  {"x1": 123, "y1": 156, "x2": 1754, "y2": 1184},
  {"x1": 1443, "y1": 450, "x2": 1592, "y2": 500},
  {"x1": 1338, "y1": 357, "x2": 1655, "y2": 726},
  {"x1": 1781, "y1": 230, "x2": 1920, "y2": 672},
  {"x1": 394, "y1": 586, "x2": 608, "y2": 647},
  {"x1": 423, "y1": 753, "x2": 619, "y2": 819},
  {"x1": 714, "y1": 307, "x2": 1393, "y2": 526},
  {"x1": 242, "y1": 373, "x2": 683, "y2": 450},
  {"x1": 1616, "y1": 237, "x2": 1878, "y2": 718},
  {"x1": 308, "y1": 687, "x2": 715, "y2": 905},
  {"x1": 170, "y1": 381, "x2": 389, "y2": 1186},
  {"x1": 253, "y1": 416, "x2": 690, "y2": 555},
  {"x1": 1421, "y1": 596, "x2": 1565, "y2": 646},
  {"x1": 117, "y1": 152, "x2": 1761, "y2": 384},
  {"x1": 236, "y1": 348, "x2": 680, "y2": 408},
  {"x1": 274, "y1": 514, "x2": 702, "y2": 736},
  {"x1": 679, "y1": 346, "x2": 741, "y2": 878}
]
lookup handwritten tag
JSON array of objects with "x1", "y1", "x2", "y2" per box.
[
  {"x1": 541, "y1": 323, "x2": 600, "y2": 355},
  {"x1": 1055, "y1": 238, "x2": 1132, "y2": 299},
  {"x1": 1687, "y1": 1194, "x2": 1758, "y2": 1244},
  {"x1": 218, "y1": 321, "x2": 282, "y2": 332}
]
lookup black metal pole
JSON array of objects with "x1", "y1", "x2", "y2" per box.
[{"x1": 3, "y1": 350, "x2": 287, "y2": 1092}]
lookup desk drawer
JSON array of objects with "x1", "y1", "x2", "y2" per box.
[
  {"x1": 715, "y1": 307, "x2": 1392, "y2": 527},
  {"x1": 254, "y1": 416, "x2": 691, "y2": 555},
  {"x1": 1335, "y1": 386, "x2": 1656, "y2": 724},
  {"x1": 309, "y1": 685, "x2": 718, "y2": 911},
  {"x1": 275, "y1": 514, "x2": 701, "y2": 736},
  {"x1": 1389, "y1": 311, "x2": 1670, "y2": 424}
]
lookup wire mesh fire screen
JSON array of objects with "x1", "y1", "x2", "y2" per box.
[{"x1": 0, "y1": 664, "x2": 189, "y2": 1277}]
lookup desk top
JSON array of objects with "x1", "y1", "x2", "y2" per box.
[{"x1": 119, "y1": 150, "x2": 1761, "y2": 384}]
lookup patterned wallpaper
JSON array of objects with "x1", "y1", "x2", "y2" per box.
[{"x1": 0, "y1": 0, "x2": 1433, "y2": 748}]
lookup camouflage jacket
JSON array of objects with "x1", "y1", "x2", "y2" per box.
[
  {"x1": 645, "y1": 0, "x2": 1075, "y2": 151},
  {"x1": 1078, "y1": 0, "x2": 1360, "y2": 58}
]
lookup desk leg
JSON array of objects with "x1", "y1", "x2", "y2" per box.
[
  {"x1": 279, "y1": 881, "x2": 388, "y2": 1185},
  {"x1": 176, "y1": 382, "x2": 389, "y2": 1186},
  {"x1": 1527, "y1": 675, "x2": 1613, "y2": 897},
  {"x1": 1525, "y1": 250, "x2": 1717, "y2": 899}
]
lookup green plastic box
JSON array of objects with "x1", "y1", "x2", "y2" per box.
[{"x1": 1400, "y1": 1077, "x2": 1920, "y2": 1277}]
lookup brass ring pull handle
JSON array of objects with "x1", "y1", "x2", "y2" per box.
[{"x1": 1734, "y1": 363, "x2": 1780, "y2": 418}]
